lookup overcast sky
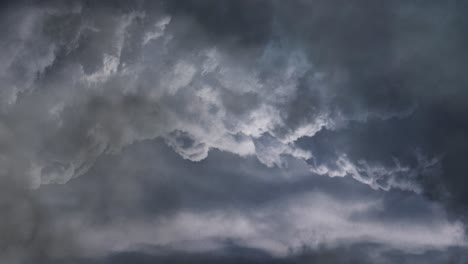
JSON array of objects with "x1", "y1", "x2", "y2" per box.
[{"x1": 1, "y1": 1, "x2": 468, "y2": 263}]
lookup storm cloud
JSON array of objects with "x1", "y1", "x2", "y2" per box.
[{"x1": 1, "y1": 0, "x2": 468, "y2": 263}]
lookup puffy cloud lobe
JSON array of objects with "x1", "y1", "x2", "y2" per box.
[
  {"x1": 0, "y1": 6, "x2": 56, "y2": 107},
  {"x1": 309, "y1": 152, "x2": 440, "y2": 192}
]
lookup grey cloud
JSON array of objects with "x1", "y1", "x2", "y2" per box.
[
  {"x1": 274, "y1": 0, "x2": 468, "y2": 222},
  {"x1": 35, "y1": 140, "x2": 465, "y2": 259},
  {"x1": 0, "y1": 1, "x2": 377, "y2": 188},
  {"x1": 1, "y1": 1, "x2": 468, "y2": 263},
  {"x1": 0, "y1": 179, "x2": 81, "y2": 264},
  {"x1": 164, "y1": 0, "x2": 273, "y2": 46},
  {"x1": 106, "y1": 244, "x2": 468, "y2": 264},
  {"x1": 50, "y1": 241, "x2": 468, "y2": 264}
]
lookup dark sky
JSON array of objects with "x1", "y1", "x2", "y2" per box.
[{"x1": 1, "y1": 1, "x2": 468, "y2": 263}]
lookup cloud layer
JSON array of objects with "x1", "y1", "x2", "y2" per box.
[
  {"x1": 0, "y1": 0, "x2": 420, "y2": 191},
  {"x1": 1, "y1": 1, "x2": 468, "y2": 263}
]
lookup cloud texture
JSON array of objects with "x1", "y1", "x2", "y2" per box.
[{"x1": 1, "y1": 0, "x2": 468, "y2": 263}]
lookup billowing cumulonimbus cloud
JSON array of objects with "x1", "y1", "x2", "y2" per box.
[
  {"x1": 2, "y1": 1, "x2": 468, "y2": 263},
  {"x1": 0, "y1": 1, "x2": 419, "y2": 193}
]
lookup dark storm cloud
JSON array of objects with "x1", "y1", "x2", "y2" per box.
[
  {"x1": 164, "y1": 0, "x2": 273, "y2": 46},
  {"x1": 1, "y1": 0, "x2": 468, "y2": 263},
  {"x1": 280, "y1": 0, "x2": 468, "y2": 224},
  {"x1": 37, "y1": 139, "x2": 464, "y2": 260},
  {"x1": 59, "y1": 242, "x2": 468, "y2": 264},
  {"x1": 0, "y1": 179, "x2": 81, "y2": 263},
  {"x1": 42, "y1": 139, "x2": 448, "y2": 227},
  {"x1": 40, "y1": 139, "x2": 372, "y2": 222},
  {"x1": 0, "y1": 0, "x2": 431, "y2": 190}
]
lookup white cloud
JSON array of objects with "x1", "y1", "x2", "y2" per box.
[
  {"x1": 310, "y1": 153, "x2": 440, "y2": 192},
  {"x1": 76, "y1": 191, "x2": 466, "y2": 257}
]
